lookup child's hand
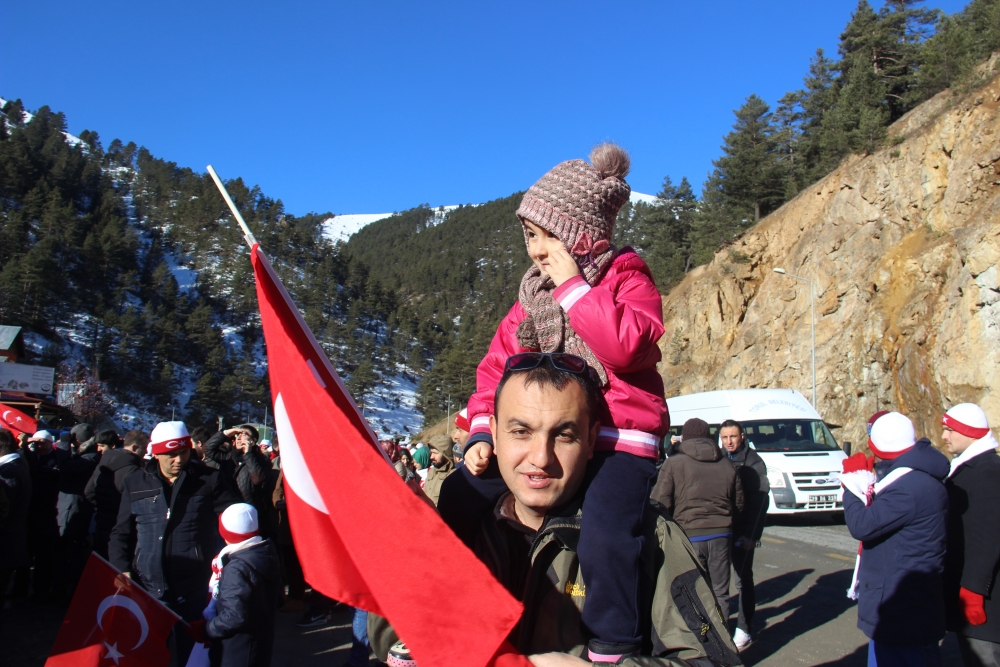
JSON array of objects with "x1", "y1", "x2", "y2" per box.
[
  {"x1": 465, "y1": 442, "x2": 493, "y2": 475},
  {"x1": 545, "y1": 244, "x2": 582, "y2": 287}
]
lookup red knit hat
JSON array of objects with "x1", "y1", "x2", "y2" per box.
[
  {"x1": 942, "y1": 403, "x2": 990, "y2": 439},
  {"x1": 454, "y1": 408, "x2": 470, "y2": 432},
  {"x1": 149, "y1": 421, "x2": 192, "y2": 456},
  {"x1": 218, "y1": 503, "x2": 259, "y2": 543},
  {"x1": 868, "y1": 412, "x2": 915, "y2": 460}
]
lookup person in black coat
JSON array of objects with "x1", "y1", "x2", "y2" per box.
[
  {"x1": 85, "y1": 430, "x2": 148, "y2": 559},
  {"x1": 940, "y1": 403, "x2": 1000, "y2": 667},
  {"x1": 18, "y1": 430, "x2": 69, "y2": 598},
  {"x1": 189, "y1": 503, "x2": 282, "y2": 667},
  {"x1": 109, "y1": 421, "x2": 240, "y2": 665},
  {"x1": 0, "y1": 429, "x2": 32, "y2": 594},
  {"x1": 842, "y1": 412, "x2": 950, "y2": 666},
  {"x1": 52, "y1": 430, "x2": 103, "y2": 598},
  {"x1": 720, "y1": 419, "x2": 770, "y2": 650},
  {"x1": 203, "y1": 426, "x2": 273, "y2": 530}
]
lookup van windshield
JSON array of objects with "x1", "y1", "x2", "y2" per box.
[{"x1": 743, "y1": 420, "x2": 840, "y2": 452}]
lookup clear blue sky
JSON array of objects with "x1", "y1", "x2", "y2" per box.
[{"x1": 2, "y1": 1, "x2": 967, "y2": 216}]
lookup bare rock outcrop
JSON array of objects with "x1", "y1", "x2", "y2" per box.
[{"x1": 659, "y1": 69, "x2": 1000, "y2": 449}]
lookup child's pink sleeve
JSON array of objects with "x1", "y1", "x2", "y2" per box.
[
  {"x1": 551, "y1": 270, "x2": 663, "y2": 372},
  {"x1": 465, "y1": 302, "x2": 526, "y2": 446}
]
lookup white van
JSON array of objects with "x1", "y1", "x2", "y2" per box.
[{"x1": 665, "y1": 389, "x2": 848, "y2": 515}]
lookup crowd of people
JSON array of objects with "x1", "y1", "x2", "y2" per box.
[{"x1": 0, "y1": 143, "x2": 997, "y2": 667}]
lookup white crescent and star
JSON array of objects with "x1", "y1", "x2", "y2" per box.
[
  {"x1": 97, "y1": 595, "x2": 149, "y2": 650},
  {"x1": 274, "y1": 394, "x2": 328, "y2": 514}
]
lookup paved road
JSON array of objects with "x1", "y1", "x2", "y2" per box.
[
  {"x1": 2, "y1": 517, "x2": 964, "y2": 666},
  {"x1": 735, "y1": 514, "x2": 961, "y2": 666}
]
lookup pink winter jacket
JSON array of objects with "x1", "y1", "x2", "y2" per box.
[{"x1": 466, "y1": 249, "x2": 669, "y2": 459}]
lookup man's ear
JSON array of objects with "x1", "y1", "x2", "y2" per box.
[
  {"x1": 587, "y1": 420, "x2": 600, "y2": 461},
  {"x1": 489, "y1": 414, "x2": 498, "y2": 447}
]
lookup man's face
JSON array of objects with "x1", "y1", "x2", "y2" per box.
[
  {"x1": 192, "y1": 440, "x2": 206, "y2": 457},
  {"x1": 452, "y1": 427, "x2": 469, "y2": 448},
  {"x1": 720, "y1": 426, "x2": 744, "y2": 453},
  {"x1": 942, "y1": 427, "x2": 976, "y2": 456},
  {"x1": 97, "y1": 442, "x2": 109, "y2": 455},
  {"x1": 429, "y1": 448, "x2": 447, "y2": 467},
  {"x1": 233, "y1": 430, "x2": 254, "y2": 453},
  {"x1": 491, "y1": 376, "x2": 598, "y2": 528},
  {"x1": 29, "y1": 438, "x2": 53, "y2": 455},
  {"x1": 156, "y1": 449, "x2": 190, "y2": 479}
]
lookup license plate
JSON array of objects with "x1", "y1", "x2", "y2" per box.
[{"x1": 810, "y1": 494, "x2": 837, "y2": 503}]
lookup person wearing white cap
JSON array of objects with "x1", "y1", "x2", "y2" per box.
[
  {"x1": 842, "y1": 411, "x2": 950, "y2": 665},
  {"x1": 185, "y1": 503, "x2": 282, "y2": 667},
  {"x1": 109, "y1": 421, "x2": 241, "y2": 664},
  {"x1": 941, "y1": 403, "x2": 1000, "y2": 666},
  {"x1": 19, "y1": 428, "x2": 69, "y2": 598}
]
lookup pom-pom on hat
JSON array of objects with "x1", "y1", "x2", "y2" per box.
[
  {"x1": 942, "y1": 403, "x2": 990, "y2": 440},
  {"x1": 219, "y1": 503, "x2": 259, "y2": 543},
  {"x1": 454, "y1": 408, "x2": 470, "y2": 432},
  {"x1": 869, "y1": 412, "x2": 916, "y2": 460},
  {"x1": 517, "y1": 143, "x2": 631, "y2": 259},
  {"x1": 149, "y1": 421, "x2": 192, "y2": 456}
]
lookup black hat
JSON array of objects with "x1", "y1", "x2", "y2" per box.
[{"x1": 681, "y1": 418, "x2": 710, "y2": 440}]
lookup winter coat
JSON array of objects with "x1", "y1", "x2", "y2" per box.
[
  {"x1": 944, "y1": 445, "x2": 1000, "y2": 642},
  {"x1": 204, "y1": 432, "x2": 271, "y2": 513},
  {"x1": 728, "y1": 445, "x2": 770, "y2": 543},
  {"x1": 85, "y1": 448, "x2": 142, "y2": 555},
  {"x1": 369, "y1": 493, "x2": 742, "y2": 666},
  {"x1": 109, "y1": 458, "x2": 241, "y2": 603},
  {"x1": 423, "y1": 459, "x2": 455, "y2": 507},
  {"x1": 271, "y1": 471, "x2": 292, "y2": 546},
  {"x1": 57, "y1": 440, "x2": 100, "y2": 539},
  {"x1": 466, "y1": 249, "x2": 668, "y2": 459},
  {"x1": 651, "y1": 437, "x2": 744, "y2": 538},
  {"x1": 25, "y1": 446, "x2": 68, "y2": 542},
  {"x1": 843, "y1": 439, "x2": 949, "y2": 646},
  {"x1": 206, "y1": 539, "x2": 282, "y2": 667},
  {"x1": 0, "y1": 454, "x2": 32, "y2": 569}
]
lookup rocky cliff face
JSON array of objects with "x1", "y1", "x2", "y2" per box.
[{"x1": 659, "y1": 65, "x2": 1000, "y2": 450}]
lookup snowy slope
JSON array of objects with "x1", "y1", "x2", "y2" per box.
[{"x1": 324, "y1": 194, "x2": 655, "y2": 243}]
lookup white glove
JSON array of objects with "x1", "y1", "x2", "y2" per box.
[{"x1": 840, "y1": 470, "x2": 877, "y2": 505}]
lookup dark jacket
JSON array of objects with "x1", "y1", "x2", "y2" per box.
[
  {"x1": 206, "y1": 539, "x2": 282, "y2": 667},
  {"x1": 651, "y1": 437, "x2": 744, "y2": 537},
  {"x1": 204, "y1": 432, "x2": 270, "y2": 508},
  {"x1": 0, "y1": 454, "x2": 32, "y2": 569},
  {"x1": 57, "y1": 440, "x2": 100, "y2": 539},
  {"x1": 370, "y1": 493, "x2": 742, "y2": 666},
  {"x1": 944, "y1": 446, "x2": 1000, "y2": 642},
  {"x1": 85, "y1": 448, "x2": 142, "y2": 555},
  {"x1": 728, "y1": 445, "x2": 770, "y2": 543},
  {"x1": 25, "y1": 446, "x2": 68, "y2": 541},
  {"x1": 843, "y1": 439, "x2": 949, "y2": 645},
  {"x1": 109, "y1": 458, "x2": 240, "y2": 605}
]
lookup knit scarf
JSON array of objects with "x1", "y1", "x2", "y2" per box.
[{"x1": 515, "y1": 241, "x2": 617, "y2": 386}]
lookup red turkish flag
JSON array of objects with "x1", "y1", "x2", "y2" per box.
[
  {"x1": 45, "y1": 554, "x2": 181, "y2": 667},
  {"x1": 251, "y1": 245, "x2": 530, "y2": 667},
  {"x1": 0, "y1": 403, "x2": 37, "y2": 437}
]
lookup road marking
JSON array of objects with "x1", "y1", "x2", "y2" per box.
[
  {"x1": 761, "y1": 537, "x2": 786, "y2": 544},
  {"x1": 826, "y1": 553, "x2": 855, "y2": 562}
]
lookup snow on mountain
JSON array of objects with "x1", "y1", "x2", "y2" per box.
[
  {"x1": 630, "y1": 191, "x2": 659, "y2": 205},
  {"x1": 322, "y1": 213, "x2": 393, "y2": 243}
]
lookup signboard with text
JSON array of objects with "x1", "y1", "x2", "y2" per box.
[{"x1": 0, "y1": 362, "x2": 55, "y2": 395}]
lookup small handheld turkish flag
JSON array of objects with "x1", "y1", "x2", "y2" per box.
[
  {"x1": 0, "y1": 403, "x2": 37, "y2": 437},
  {"x1": 45, "y1": 554, "x2": 181, "y2": 667}
]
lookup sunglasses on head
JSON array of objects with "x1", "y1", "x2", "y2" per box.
[{"x1": 503, "y1": 352, "x2": 589, "y2": 375}]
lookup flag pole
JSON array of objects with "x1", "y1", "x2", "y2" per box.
[{"x1": 206, "y1": 165, "x2": 258, "y2": 249}]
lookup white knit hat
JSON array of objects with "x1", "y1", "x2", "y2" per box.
[
  {"x1": 869, "y1": 412, "x2": 916, "y2": 460},
  {"x1": 219, "y1": 503, "x2": 259, "y2": 543},
  {"x1": 149, "y1": 421, "x2": 192, "y2": 456},
  {"x1": 30, "y1": 430, "x2": 54, "y2": 442},
  {"x1": 942, "y1": 403, "x2": 991, "y2": 440}
]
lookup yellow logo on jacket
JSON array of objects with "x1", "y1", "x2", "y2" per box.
[{"x1": 564, "y1": 581, "x2": 586, "y2": 597}]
